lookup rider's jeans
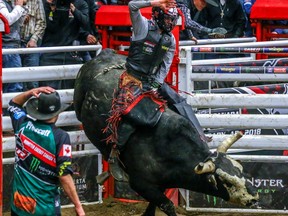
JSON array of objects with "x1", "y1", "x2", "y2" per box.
[{"x1": 2, "y1": 45, "x2": 23, "y2": 93}]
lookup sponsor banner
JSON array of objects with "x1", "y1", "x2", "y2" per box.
[
  {"x1": 197, "y1": 84, "x2": 288, "y2": 149},
  {"x1": 191, "y1": 66, "x2": 288, "y2": 74},
  {"x1": 200, "y1": 107, "x2": 287, "y2": 138},
  {"x1": 60, "y1": 155, "x2": 100, "y2": 204},
  {"x1": 191, "y1": 47, "x2": 288, "y2": 54},
  {"x1": 204, "y1": 58, "x2": 288, "y2": 67},
  {"x1": 196, "y1": 82, "x2": 288, "y2": 94},
  {"x1": 189, "y1": 162, "x2": 288, "y2": 209}
]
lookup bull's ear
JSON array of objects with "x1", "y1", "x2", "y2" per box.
[
  {"x1": 217, "y1": 131, "x2": 243, "y2": 153},
  {"x1": 194, "y1": 160, "x2": 215, "y2": 174}
]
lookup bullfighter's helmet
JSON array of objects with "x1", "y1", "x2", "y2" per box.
[{"x1": 152, "y1": 7, "x2": 179, "y2": 33}]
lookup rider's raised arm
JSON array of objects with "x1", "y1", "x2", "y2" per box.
[
  {"x1": 128, "y1": 0, "x2": 150, "y2": 41},
  {"x1": 128, "y1": 0, "x2": 176, "y2": 40}
]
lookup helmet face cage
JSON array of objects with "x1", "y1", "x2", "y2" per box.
[{"x1": 152, "y1": 7, "x2": 178, "y2": 33}]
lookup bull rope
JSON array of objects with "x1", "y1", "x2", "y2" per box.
[{"x1": 103, "y1": 63, "x2": 126, "y2": 73}]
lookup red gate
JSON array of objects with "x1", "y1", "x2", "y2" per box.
[{"x1": 250, "y1": 0, "x2": 288, "y2": 59}]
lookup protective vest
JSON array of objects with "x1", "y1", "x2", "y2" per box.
[
  {"x1": 2, "y1": 0, "x2": 21, "y2": 46},
  {"x1": 126, "y1": 20, "x2": 172, "y2": 79}
]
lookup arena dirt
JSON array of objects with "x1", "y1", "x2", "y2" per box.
[
  {"x1": 61, "y1": 197, "x2": 287, "y2": 216},
  {"x1": 3, "y1": 197, "x2": 287, "y2": 216}
]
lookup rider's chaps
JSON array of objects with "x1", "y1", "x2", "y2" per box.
[{"x1": 159, "y1": 83, "x2": 207, "y2": 142}]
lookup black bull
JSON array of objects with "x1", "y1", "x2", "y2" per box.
[{"x1": 73, "y1": 49, "x2": 259, "y2": 216}]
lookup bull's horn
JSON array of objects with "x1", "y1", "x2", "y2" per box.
[
  {"x1": 217, "y1": 131, "x2": 243, "y2": 153},
  {"x1": 194, "y1": 160, "x2": 216, "y2": 174}
]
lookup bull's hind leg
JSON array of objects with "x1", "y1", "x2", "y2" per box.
[{"x1": 130, "y1": 180, "x2": 176, "y2": 216}]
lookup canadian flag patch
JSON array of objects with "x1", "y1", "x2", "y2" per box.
[{"x1": 59, "y1": 144, "x2": 72, "y2": 157}]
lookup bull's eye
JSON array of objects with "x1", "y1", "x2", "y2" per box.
[
  {"x1": 236, "y1": 160, "x2": 242, "y2": 164},
  {"x1": 226, "y1": 156, "x2": 243, "y2": 172}
]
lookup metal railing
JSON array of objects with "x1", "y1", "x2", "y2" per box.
[
  {"x1": 2, "y1": 40, "x2": 288, "y2": 213},
  {"x1": 179, "y1": 38, "x2": 288, "y2": 214}
]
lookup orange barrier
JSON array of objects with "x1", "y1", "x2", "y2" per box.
[{"x1": 115, "y1": 188, "x2": 179, "y2": 206}]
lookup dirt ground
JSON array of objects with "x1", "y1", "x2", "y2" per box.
[
  {"x1": 3, "y1": 197, "x2": 288, "y2": 216},
  {"x1": 60, "y1": 197, "x2": 287, "y2": 216}
]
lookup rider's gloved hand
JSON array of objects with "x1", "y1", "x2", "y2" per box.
[
  {"x1": 150, "y1": 81, "x2": 161, "y2": 91},
  {"x1": 142, "y1": 81, "x2": 160, "y2": 91}
]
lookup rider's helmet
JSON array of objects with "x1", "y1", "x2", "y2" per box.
[{"x1": 152, "y1": 7, "x2": 179, "y2": 33}]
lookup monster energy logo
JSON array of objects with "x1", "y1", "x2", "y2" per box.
[{"x1": 30, "y1": 157, "x2": 40, "y2": 172}]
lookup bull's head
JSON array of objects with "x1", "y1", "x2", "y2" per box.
[{"x1": 194, "y1": 132, "x2": 259, "y2": 206}]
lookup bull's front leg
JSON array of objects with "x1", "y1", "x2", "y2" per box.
[
  {"x1": 143, "y1": 203, "x2": 156, "y2": 216},
  {"x1": 143, "y1": 201, "x2": 176, "y2": 216},
  {"x1": 129, "y1": 179, "x2": 177, "y2": 216},
  {"x1": 158, "y1": 201, "x2": 177, "y2": 216}
]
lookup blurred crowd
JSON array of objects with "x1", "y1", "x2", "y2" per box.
[
  {"x1": 1, "y1": 0, "x2": 287, "y2": 93},
  {"x1": 1, "y1": 0, "x2": 99, "y2": 92}
]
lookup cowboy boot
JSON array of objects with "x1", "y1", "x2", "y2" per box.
[{"x1": 108, "y1": 147, "x2": 126, "y2": 181}]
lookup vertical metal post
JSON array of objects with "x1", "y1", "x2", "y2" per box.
[
  {"x1": 186, "y1": 49, "x2": 192, "y2": 94},
  {"x1": 0, "y1": 32, "x2": 3, "y2": 215},
  {"x1": 0, "y1": 27, "x2": 3, "y2": 215},
  {"x1": 97, "y1": 153, "x2": 103, "y2": 203},
  {"x1": 0, "y1": 14, "x2": 9, "y2": 214}
]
